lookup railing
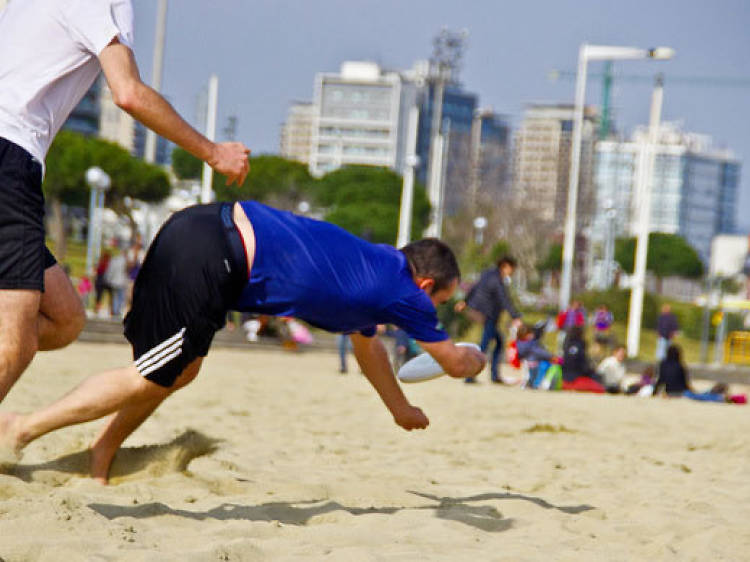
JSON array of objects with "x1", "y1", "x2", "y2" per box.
[{"x1": 725, "y1": 331, "x2": 750, "y2": 365}]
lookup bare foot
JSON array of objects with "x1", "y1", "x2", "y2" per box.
[
  {"x1": 89, "y1": 444, "x2": 115, "y2": 485},
  {"x1": 0, "y1": 412, "x2": 24, "y2": 466}
]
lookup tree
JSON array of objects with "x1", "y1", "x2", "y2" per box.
[
  {"x1": 43, "y1": 131, "x2": 170, "y2": 259},
  {"x1": 312, "y1": 165, "x2": 430, "y2": 244},
  {"x1": 213, "y1": 154, "x2": 313, "y2": 211},
  {"x1": 171, "y1": 146, "x2": 202, "y2": 180},
  {"x1": 537, "y1": 242, "x2": 563, "y2": 273},
  {"x1": 615, "y1": 233, "x2": 704, "y2": 293}
]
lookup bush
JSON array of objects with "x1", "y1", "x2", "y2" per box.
[{"x1": 577, "y1": 289, "x2": 659, "y2": 329}]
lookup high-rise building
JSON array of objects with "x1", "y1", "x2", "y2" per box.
[
  {"x1": 592, "y1": 122, "x2": 740, "y2": 264},
  {"x1": 309, "y1": 61, "x2": 415, "y2": 177},
  {"x1": 512, "y1": 104, "x2": 598, "y2": 224},
  {"x1": 468, "y1": 108, "x2": 512, "y2": 207},
  {"x1": 280, "y1": 102, "x2": 313, "y2": 164},
  {"x1": 133, "y1": 121, "x2": 170, "y2": 166},
  {"x1": 63, "y1": 80, "x2": 101, "y2": 137}
]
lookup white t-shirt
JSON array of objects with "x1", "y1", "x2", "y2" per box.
[{"x1": 0, "y1": 0, "x2": 134, "y2": 165}]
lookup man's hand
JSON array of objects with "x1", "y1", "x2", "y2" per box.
[
  {"x1": 393, "y1": 404, "x2": 429, "y2": 431},
  {"x1": 454, "y1": 300, "x2": 467, "y2": 313},
  {"x1": 209, "y1": 142, "x2": 251, "y2": 186},
  {"x1": 419, "y1": 339, "x2": 487, "y2": 379}
]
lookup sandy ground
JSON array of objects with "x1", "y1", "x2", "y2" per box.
[{"x1": 0, "y1": 341, "x2": 749, "y2": 561}]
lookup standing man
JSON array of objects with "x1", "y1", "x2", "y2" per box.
[
  {"x1": 655, "y1": 304, "x2": 679, "y2": 361},
  {"x1": 0, "y1": 0, "x2": 250, "y2": 403},
  {"x1": 0, "y1": 202, "x2": 486, "y2": 483},
  {"x1": 458, "y1": 256, "x2": 522, "y2": 384}
]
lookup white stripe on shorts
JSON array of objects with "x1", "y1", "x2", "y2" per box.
[{"x1": 135, "y1": 327, "x2": 186, "y2": 374}]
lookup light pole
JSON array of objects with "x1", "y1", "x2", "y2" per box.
[
  {"x1": 144, "y1": 0, "x2": 168, "y2": 164},
  {"x1": 200, "y1": 74, "x2": 219, "y2": 203},
  {"x1": 626, "y1": 74, "x2": 665, "y2": 358},
  {"x1": 84, "y1": 167, "x2": 111, "y2": 277},
  {"x1": 397, "y1": 106, "x2": 420, "y2": 248},
  {"x1": 473, "y1": 216, "x2": 488, "y2": 245},
  {"x1": 559, "y1": 44, "x2": 674, "y2": 312}
]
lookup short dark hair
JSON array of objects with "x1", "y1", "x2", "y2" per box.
[
  {"x1": 497, "y1": 255, "x2": 517, "y2": 269},
  {"x1": 400, "y1": 238, "x2": 460, "y2": 292}
]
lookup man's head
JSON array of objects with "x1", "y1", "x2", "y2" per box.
[
  {"x1": 612, "y1": 345, "x2": 626, "y2": 362},
  {"x1": 497, "y1": 255, "x2": 517, "y2": 278},
  {"x1": 400, "y1": 238, "x2": 460, "y2": 307},
  {"x1": 661, "y1": 303, "x2": 671, "y2": 314}
]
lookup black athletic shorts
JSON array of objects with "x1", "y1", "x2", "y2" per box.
[
  {"x1": 0, "y1": 137, "x2": 57, "y2": 291},
  {"x1": 124, "y1": 203, "x2": 248, "y2": 387}
]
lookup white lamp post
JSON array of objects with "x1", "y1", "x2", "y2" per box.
[
  {"x1": 473, "y1": 216, "x2": 488, "y2": 245},
  {"x1": 397, "y1": 106, "x2": 421, "y2": 248},
  {"x1": 559, "y1": 44, "x2": 674, "y2": 312},
  {"x1": 85, "y1": 166, "x2": 111, "y2": 277},
  {"x1": 626, "y1": 74, "x2": 665, "y2": 357}
]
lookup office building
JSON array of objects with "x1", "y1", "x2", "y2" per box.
[
  {"x1": 309, "y1": 61, "x2": 414, "y2": 177},
  {"x1": 512, "y1": 103, "x2": 598, "y2": 224},
  {"x1": 280, "y1": 102, "x2": 313, "y2": 164},
  {"x1": 592, "y1": 122, "x2": 740, "y2": 264}
]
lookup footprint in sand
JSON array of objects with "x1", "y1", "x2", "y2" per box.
[{"x1": 6, "y1": 430, "x2": 219, "y2": 486}]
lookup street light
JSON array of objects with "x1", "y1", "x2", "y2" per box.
[
  {"x1": 84, "y1": 166, "x2": 111, "y2": 278},
  {"x1": 559, "y1": 43, "x2": 674, "y2": 312},
  {"x1": 626, "y1": 74, "x2": 665, "y2": 358},
  {"x1": 473, "y1": 216, "x2": 488, "y2": 245}
]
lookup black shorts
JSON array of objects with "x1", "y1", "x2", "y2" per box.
[
  {"x1": 0, "y1": 137, "x2": 56, "y2": 291},
  {"x1": 124, "y1": 203, "x2": 248, "y2": 387}
]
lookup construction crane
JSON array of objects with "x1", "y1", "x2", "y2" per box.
[{"x1": 548, "y1": 65, "x2": 750, "y2": 139}]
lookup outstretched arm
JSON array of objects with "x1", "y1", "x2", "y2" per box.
[
  {"x1": 350, "y1": 333, "x2": 428, "y2": 431},
  {"x1": 418, "y1": 339, "x2": 486, "y2": 379},
  {"x1": 98, "y1": 40, "x2": 250, "y2": 185}
]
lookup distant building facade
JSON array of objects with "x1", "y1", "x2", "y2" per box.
[
  {"x1": 469, "y1": 108, "x2": 512, "y2": 206},
  {"x1": 63, "y1": 80, "x2": 101, "y2": 137},
  {"x1": 592, "y1": 122, "x2": 740, "y2": 264},
  {"x1": 512, "y1": 103, "x2": 598, "y2": 225},
  {"x1": 280, "y1": 102, "x2": 313, "y2": 164},
  {"x1": 309, "y1": 61, "x2": 414, "y2": 177}
]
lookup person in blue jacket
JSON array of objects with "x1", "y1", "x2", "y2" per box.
[{"x1": 0, "y1": 201, "x2": 486, "y2": 483}]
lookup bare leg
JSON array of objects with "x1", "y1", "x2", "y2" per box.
[
  {"x1": 0, "y1": 365, "x2": 168, "y2": 454},
  {"x1": 0, "y1": 289, "x2": 40, "y2": 402},
  {"x1": 38, "y1": 264, "x2": 85, "y2": 351},
  {"x1": 89, "y1": 358, "x2": 203, "y2": 483}
]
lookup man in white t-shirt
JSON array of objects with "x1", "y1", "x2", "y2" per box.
[{"x1": 0, "y1": 0, "x2": 250, "y2": 403}]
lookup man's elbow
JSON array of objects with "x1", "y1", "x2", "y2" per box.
[{"x1": 112, "y1": 82, "x2": 142, "y2": 114}]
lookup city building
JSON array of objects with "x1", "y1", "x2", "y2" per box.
[
  {"x1": 133, "y1": 121, "x2": 171, "y2": 166},
  {"x1": 63, "y1": 80, "x2": 101, "y2": 137},
  {"x1": 280, "y1": 102, "x2": 313, "y2": 164},
  {"x1": 468, "y1": 108, "x2": 512, "y2": 207},
  {"x1": 512, "y1": 103, "x2": 598, "y2": 224},
  {"x1": 592, "y1": 122, "x2": 741, "y2": 266},
  {"x1": 308, "y1": 61, "x2": 415, "y2": 177}
]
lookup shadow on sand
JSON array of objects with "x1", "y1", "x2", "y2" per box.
[
  {"x1": 88, "y1": 489, "x2": 594, "y2": 533},
  {"x1": 5, "y1": 430, "x2": 219, "y2": 484}
]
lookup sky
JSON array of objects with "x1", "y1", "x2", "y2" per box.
[{"x1": 131, "y1": 0, "x2": 750, "y2": 232}]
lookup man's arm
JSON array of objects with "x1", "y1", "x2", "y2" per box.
[
  {"x1": 349, "y1": 333, "x2": 428, "y2": 431},
  {"x1": 497, "y1": 278, "x2": 521, "y2": 322},
  {"x1": 418, "y1": 339, "x2": 486, "y2": 379},
  {"x1": 98, "y1": 41, "x2": 249, "y2": 185}
]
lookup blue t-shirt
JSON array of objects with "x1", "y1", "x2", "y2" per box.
[{"x1": 234, "y1": 201, "x2": 448, "y2": 343}]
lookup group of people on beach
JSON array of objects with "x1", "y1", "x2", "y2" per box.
[{"x1": 0, "y1": 0, "x2": 743, "y2": 488}]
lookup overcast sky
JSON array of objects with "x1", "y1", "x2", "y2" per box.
[{"x1": 131, "y1": 0, "x2": 750, "y2": 231}]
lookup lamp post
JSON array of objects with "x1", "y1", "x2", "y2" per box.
[
  {"x1": 397, "y1": 106, "x2": 420, "y2": 248},
  {"x1": 626, "y1": 74, "x2": 665, "y2": 358},
  {"x1": 85, "y1": 166, "x2": 111, "y2": 277},
  {"x1": 559, "y1": 44, "x2": 674, "y2": 312},
  {"x1": 473, "y1": 216, "x2": 488, "y2": 245}
]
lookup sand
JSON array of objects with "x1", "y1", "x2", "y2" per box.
[{"x1": 0, "y1": 341, "x2": 748, "y2": 561}]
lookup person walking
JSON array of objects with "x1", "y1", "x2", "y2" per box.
[
  {"x1": 458, "y1": 256, "x2": 522, "y2": 384},
  {"x1": 0, "y1": 0, "x2": 250, "y2": 403}
]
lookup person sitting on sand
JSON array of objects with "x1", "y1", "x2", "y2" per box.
[
  {"x1": 595, "y1": 345, "x2": 627, "y2": 394},
  {"x1": 0, "y1": 201, "x2": 486, "y2": 483},
  {"x1": 515, "y1": 323, "x2": 555, "y2": 385},
  {"x1": 653, "y1": 345, "x2": 691, "y2": 397}
]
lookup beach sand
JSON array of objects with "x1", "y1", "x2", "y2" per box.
[{"x1": 1, "y1": 341, "x2": 748, "y2": 561}]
